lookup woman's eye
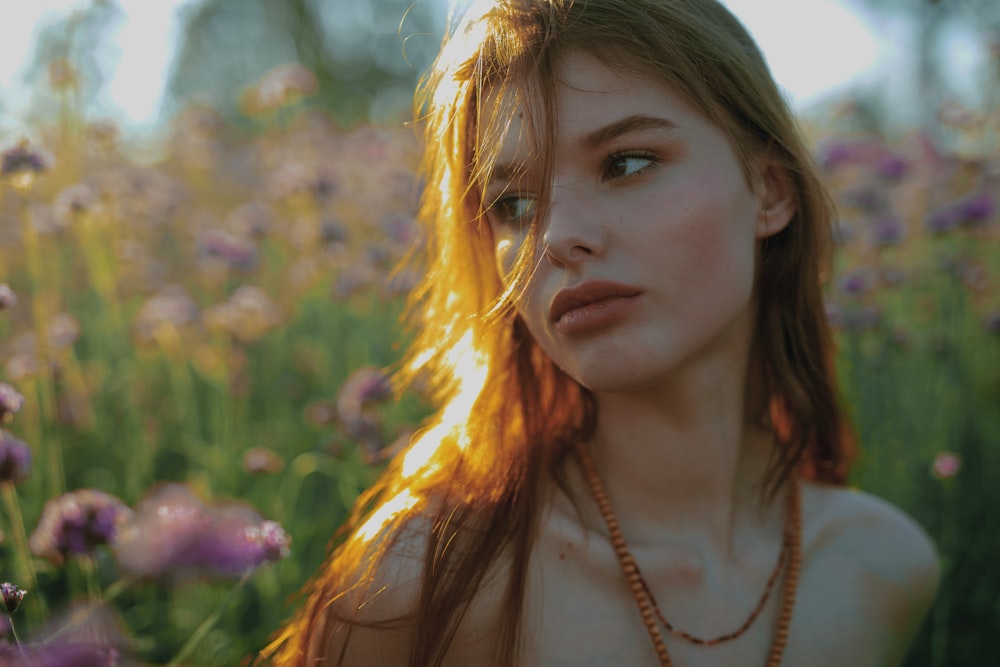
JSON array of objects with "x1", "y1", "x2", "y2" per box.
[
  {"x1": 487, "y1": 194, "x2": 536, "y2": 227},
  {"x1": 603, "y1": 153, "x2": 656, "y2": 181}
]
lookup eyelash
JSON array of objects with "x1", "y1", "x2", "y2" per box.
[
  {"x1": 484, "y1": 148, "x2": 660, "y2": 227},
  {"x1": 600, "y1": 149, "x2": 660, "y2": 182}
]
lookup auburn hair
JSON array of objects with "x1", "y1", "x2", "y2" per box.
[{"x1": 259, "y1": 1, "x2": 855, "y2": 665}]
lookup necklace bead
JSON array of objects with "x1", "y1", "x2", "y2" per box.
[{"x1": 574, "y1": 442, "x2": 802, "y2": 667}]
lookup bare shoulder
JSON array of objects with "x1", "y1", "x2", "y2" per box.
[
  {"x1": 802, "y1": 480, "x2": 939, "y2": 587},
  {"x1": 799, "y1": 480, "x2": 940, "y2": 661},
  {"x1": 303, "y1": 504, "x2": 434, "y2": 666}
]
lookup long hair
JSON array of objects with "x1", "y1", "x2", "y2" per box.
[{"x1": 259, "y1": 1, "x2": 854, "y2": 665}]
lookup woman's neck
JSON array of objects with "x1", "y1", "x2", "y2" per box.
[{"x1": 570, "y1": 359, "x2": 780, "y2": 562}]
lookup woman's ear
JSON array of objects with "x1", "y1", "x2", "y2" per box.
[{"x1": 754, "y1": 161, "x2": 796, "y2": 239}]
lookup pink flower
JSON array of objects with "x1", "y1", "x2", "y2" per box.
[
  {"x1": 28, "y1": 490, "x2": 132, "y2": 565},
  {"x1": 931, "y1": 451, "x2": 961, "y2": 480},
  {"x1": 112, "y1": 483, "x2": 289, "y2": 579},
  {"x1": 0, "y1": 432, "x2": 31, "y2": 483}
]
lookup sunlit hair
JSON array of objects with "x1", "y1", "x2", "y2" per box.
[{"x1": 259, "y1": 1, "x2": 854, "y2": 665}]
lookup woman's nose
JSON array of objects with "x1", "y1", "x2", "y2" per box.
[{"x1": 541, "y1": 188, "x2": 608, "y2": 267}]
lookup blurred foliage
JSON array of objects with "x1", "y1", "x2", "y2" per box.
[{"x1": 166, "y1": 0, "x2": 447, "y2": 128}]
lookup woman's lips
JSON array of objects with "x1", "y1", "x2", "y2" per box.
[{"x1": 549, "y1": 281, "x2": 642, "y2": 336}]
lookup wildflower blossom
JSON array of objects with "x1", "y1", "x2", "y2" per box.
[
  {"x1": 931, "y1": 451, "x2": 961, "y2": 480},
  {"x1": 870, "y1": 216, "x2": 904, "y2": 248},
  {"x1": 246, "y1": 63, "x2": 318, "y2": 114},
  {"x1": 53, "y1": 184, "x2": 99, "y2": 223},
  {"x1": 874, "y1": 152, "x2": 907, "y2": 180},
  {"x1": 837, "y1": 269, "x2": 875, "y2": 297},
  {"x1": 1, "y1": 140, "x2": 52, "y2": 189},
  {"x1": 925, "y1": 207, "x2": 961, "y2": 235},
  {"x1": 29, "y1": 489, "x2": 132, "y2": 565},
  {"x1": 242, "y1": 447, "x2": 283, "y2": 475},
  {"x1": 956, "y1": 193, "x2": 994, "y2": 226},
  {"x1": 0, "y1": 284, "x2": 15, "y2": 310},
  {"x1": 986, "y1": 311, "x2": 1000, "y2": 335},
  {"x1": 113, "y1": 483, "x2": 290, "y2": 578},
  {"x1": 203, "y1": 285, "x2": 282, "y2": 344},
  {"x1": 0, "y1": 583, "x2": 25, "y2": 614},
  {"x1": 198, "y1": 229, "x2": 259, "y2": 271},
  {"x1": 0, "y1": 433, "x2": 31, "y2": 483},
  {"x1": 48, "y1": 313, "x2": 81, "y2": 350},
  {"x1": 0, "y1": 384, "x2": 24, "y2": 423},
  {"x1": 132, "y1": 285, "x2": 199, "y2": 345},
  {"x1": 1, "y1": 602, "x2": 128, "y2": 667},
  {"x1": 336, "y1": 366, "x2": 393, "y2": 425}
]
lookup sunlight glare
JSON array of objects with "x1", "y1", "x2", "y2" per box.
[{"x1": 401, "y1": 329, "x2": 490, "y2": 478}]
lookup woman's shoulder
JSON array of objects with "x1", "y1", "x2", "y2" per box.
[
  {"x1": 799, "y1": 479, "x2": 940, "y2": 657},
  {"x1": 801, "y1": 479, "x2": 939, "y2": 584}
]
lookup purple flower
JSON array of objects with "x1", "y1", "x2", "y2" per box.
[
  {"x1": 337, "y1": 367, "x2": 392, "y2": 416},
  {"x1": 1, "y1": 140, "x2": 52, "y2": 180},
  {"x1": 986, "y1": 311, "x2": 1000, "y2": 335},
  {"x1": 956, "y1": 193, "x2": 994, "y2": 225},
  {"x1": 0, "y1": 603, "x2": 127, "y2": 666},
  {"x1": 132, "y1": 285, "x2": 199, "y2": 345},
  {"x1": 28, "y1": 489, "x2": 132, "y2": 565},
  {"x1": 870, "y1": 217, "x2": 904, "y2": 248},
  {"x1": 837, "y1": 269, "x2": 874, "y2": 296},
  {"x1": 242, "y1": 447, "x2": 283, "y2": 474},
  {"x1": 112, "y1": 483, "x2": 289, "y2": 578},
  {"x1": 198, "y1": 229, "x2": 259, "y2": 271},
  {"x1": 0, "y1": 583, "x2": 25, "y2": 614},
  {"x1": 874, "y1": 152, "x2": 908, "y2": 180},
  {"x1": 0, "y1": 284, "x2": 15, "y2": 310},
  {"x1": 0, "y1": 433, "x2": 30, "y2": 483},
  {"x1": 0, "y1": 384, "x2": 24, "y2": 423},
  {"x1": 925, "y1": 206, "x2": 961, "y2": 235},
  {"x1": 817, "y1": 139, "x2": 860, "y2": 170}
]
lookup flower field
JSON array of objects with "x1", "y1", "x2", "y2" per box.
[{"x1": 0, "y1": 84, "x2": 998, "y2": 664}]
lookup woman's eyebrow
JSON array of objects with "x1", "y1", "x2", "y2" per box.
[{"x1": 581, "y1": 114, "x2": 678, "y2": 149}]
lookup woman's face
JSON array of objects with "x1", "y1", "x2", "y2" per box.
[{"x1": 481, "y1": 50, "x2": 789, "y2": 394}]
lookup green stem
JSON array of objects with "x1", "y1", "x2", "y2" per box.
[
  {"x1": 0, "y1": 482, "x2": 47, "y2": 625},
  {"x1": 164, "y1": 572, "x2": 252, "y2": 667},
  {"x1": 20, "y1": 197, "x2": 65, "y2": 498}
]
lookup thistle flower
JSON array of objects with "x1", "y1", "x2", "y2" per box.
[
  {"x1": 956, "y1": 193, "x2": 994, "y2": 226},
  {"x1": 203, "y1": 286, "x2": 282, "y2": 344},
  {"x1": 0, "y1": 583, "x2": 25, "y2": 615},
  {"x1": 242, "y1": 447, "x2": 283, "y2": 475},
  {"x1": 248, "y1": 63, "x2": 318, "y2": 113},
  {"x1": 132, "y1": 285, "x2": 199, "y2": 345},
  {"x1": 0, "y1": 432, "x2": 31, "y2": 483},
  {"x1": 0, "y1": 284, "x2": 15, "y2": 310},
  {"x1": 0, "y1": 384, "x2": 24, "y2": 423},
  {"x1": 931, "y1": 451, "x2": 961, "y2": 480},
  {"x1": 198, "y1": 229, "x2": 259, "y2": 271},
  {"x1": 870, "y1": 217, "x2": 904, "y2": 248},
  {"x1": 2, "y1": 602, "x2": 128, "y2": 666},
  {"x1": 925, "y1": 207, "x2": 961, "y2": 235},
  {"x1": 336, "y1": 366, "x2": 393, "y2": 425},
  {"x1": 986, "y1": 311, "x2": 1000, "y2": 335},
  {"x1": 1, "y1": 139, "x2": 53, "y2": 189},
  {"x1": 113, "y1": 483, "x2": 290, "y2": 579},
  {"x1": 29, "y1": 489, "x2": 132, "y2": 565},
  {"x1": 837, "y1": 268, "x2": 875, "y2": 297},
  {"x1": 53, "y1": 184, "x2": 99, "y2": 224}
]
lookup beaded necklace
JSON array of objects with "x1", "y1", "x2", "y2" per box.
[{"x1": 573, "y1": 442, "x2": 802, "y2": 667}]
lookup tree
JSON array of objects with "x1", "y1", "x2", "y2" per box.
[{"x1": 165, "y1": 0, "x2": 447, "y2": 129}]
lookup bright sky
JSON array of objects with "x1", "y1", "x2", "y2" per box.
[{"x1": 0, "y1": 0, "x2": 886, "y2": 139}]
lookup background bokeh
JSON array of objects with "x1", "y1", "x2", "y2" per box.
[{"x1": 0, "y1": 0, "x2": 998, "y2": 665}]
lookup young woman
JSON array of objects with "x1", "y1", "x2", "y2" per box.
[{"x1": 261, "y1": 1, "x2": 939, "y2": 665}]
